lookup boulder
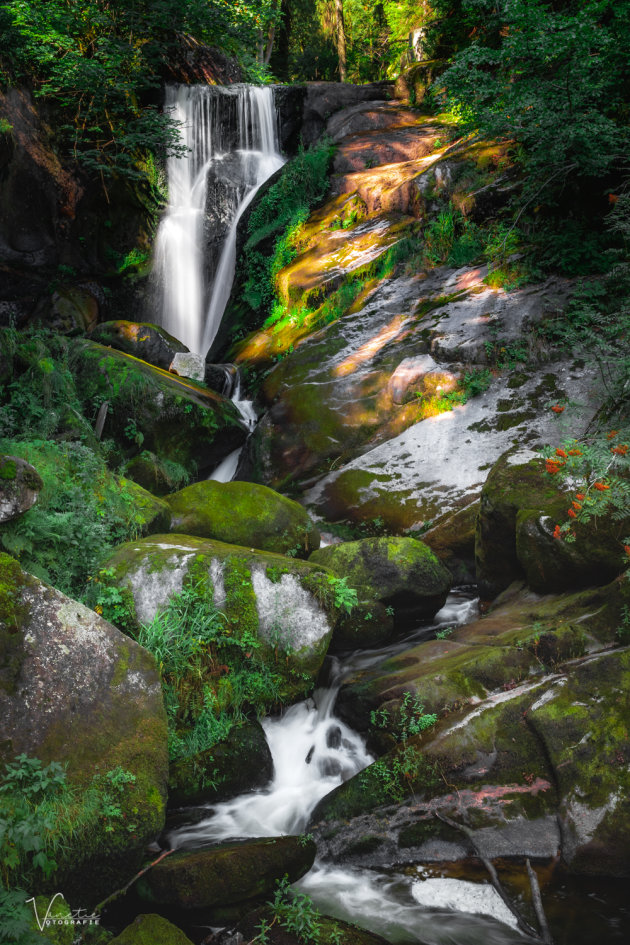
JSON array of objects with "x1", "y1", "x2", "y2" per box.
[
  {"x1": 110, "y1": 914, "x2": 193, "y2": 945},
  {"x1": 0, "y1": 553, "x2": 169, "y2": 902},
  {"x1": 70, "y1": 340, "x2": 246, "y2": 477},
  {"x1": 123, "y1": 451, "x2": 189, "y2": 498},
  {"x1": 49, "y1": 285, "x2": 99, "y2": 334},
  {"x1": 168, "y1": 720, "x2": 273, "y2": 807},
  {"x1": 301, "y1": 81, "x2": 394, "y2": 147},
  {"x1": 90, "y1": 321, "x2": 189, "y2": 370},
  {"x1": 476, "y1": 448, "x2": 630, "y2": 599},
  {"x1": 310, "y1": 537, "x2": 451, "y2": 629},
  {"x1": 0, "y1": 454, "x2": 42, "y2": 523},
  {"x1": 165, "y1": 480, "x2": 320, "y2": 558},
  {"x1": 420, "y1": 501, "x2": 478, "y2": 583},
  {"x1": 329, "y1": 599, "x2": 395, "y2": 653},
  {"x1": 101, "y1": 535, "x2": 338, "y2": 700},
  {"x1": 136, "y1": 837, "x2": 316, "y2": 910},
  {"x1": 169, "y1": 351, "x2": 205, "y2": 382}
]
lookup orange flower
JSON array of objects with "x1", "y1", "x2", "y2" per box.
[
  {"x1": 545, "y1": 460, "x2": 562, "y2": 474},
  {"x1": 553, "y1": 525, "x2": 562, "y2": 539},
  {"x1": 607, "y1": 430, "x2": 619, "y2": 440},
  {"x1": 612, "y1": 444, "x2": 628, "y2": 455},
  {"x1": 572, "y1": 501, "x2": 582, "y2": 510},
  {"x1": 576, "y1": 493, "x2": 586, "y2": 500},
  {"x1": 556, "y1": 448, "x2": 568, "y2": 458},
  {"x1": 593, "y1": 482, "x2": 610, "y2": 491},
  {"x1": 624, "y1": 545, "x2": 630, "y2": 556},
  {"x1": 568, "y1": 449, "x2": 582, "y2": 456},
  {"x1": 551, "y1": 405, "x2": 565, "y2": 413},
  {"x1": 567, "y1": 508, "x2": 577, "y2": 518}
]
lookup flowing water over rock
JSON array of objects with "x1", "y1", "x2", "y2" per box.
[{"x1": 153, "y1": 84, "x2": 284, "y2": 355}]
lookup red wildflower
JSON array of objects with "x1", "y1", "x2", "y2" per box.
[
  {"x1": 568, "y1": 449, "x2": 583, "y2": 456},
  {"x1": 576, "y1": 493, "x2": 586, "y2": 500},
  {"x1": 624, "y1": 545, "x2": 630, "y2": 556},
  {"x1": 567, "y1": 508, "x2": 577, "y2": 518},
  {"x1": 553, "y1": 525, "x2": 562, "y2": 539},
  {"x1": 593, "y1": 482, "x2": 610, "y2": 491},
  {"x1": 572, "y1": 501, "x2": 582, "y2": 510},
  {"x1": 612, "y1": 444, "x2": 628, "y2": 455},
  {"x1": 556, "y1": 448, "x2": 568, "y2": 458},
  {"x1": 551, "y1": 405, "x2": 565, "y2": 414},
  {"x1": 607, "y1": 430, "x2": 619, "y2": 440}
]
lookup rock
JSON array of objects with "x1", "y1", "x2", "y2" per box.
[
  {"x1": 476, "y1": 448, "x2": 630, "y2": 599},
  {"x1": 28, "y1": 894, "x2": 73, "y2": 945},
  {"x1": 101, "y1": 535, "x2": 338, "y2": 700},
  {"x1": 49, "y1": 285, "x2": 99, "y2": 334},
  {"x1": 70, "y1": 340, "x2": 246, "y2": 477},
  {"x1": 169, "y1": 351, "x2": 205, "y2": 382},
  {"x1": 335, "y1": 579, "x2": 624, "y2": 739},
  {"x1": 394, "y1": 61, "x2": 444, "y2": 106},
  {"x1": 168, "y1": 720, "x2": 273, "y2": 807},
  {"x1": 0, "y1": 553, "x2": 169, "y2": 903},
  {"x1": 122, "y1": 479, "x2": 172, "y2": 535},
  {"x1": 420, "y1": 501, "x2": 478, "y2": 583},
  {"x1": 136, "y1": 837, "x2": 316, "y2": 910},
  {"x1": 164, "y1": 480, "x2": 320, "y2": 558},
  {"x1": 301, "y1": 81, "x2": 395, "y2": 147},
  {"x1": 387, "y1": 355, "x2": 458, "y2": 406},
  {"x1": 329, "y1": 599, "x2": 395, "y2": 653},
  {"x1": 90, "y1": 321, "x2": 188, "y2": 371},
  {"x1": 110, "y1": 914, "x2": 193, "y2": 945},
  {"x1": 310, "y1": 537, "x2": 451, "y2": 628},
  {"x1": 0, "y1": 454, "x2": 42, "y2": 522},
  {"x1": 205, "y1": 363, "x2": 238, "y2": 395}
]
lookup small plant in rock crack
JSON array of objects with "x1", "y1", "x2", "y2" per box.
[{"x1": 327, "y1": 575, "x2": 358, "y2": 614}]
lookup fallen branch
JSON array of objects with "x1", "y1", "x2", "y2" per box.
[
  {"x1": 95, "y1": 847, "x2": 174, "y2": 914},
  {"x1": 526, "y1": 857, "x2": 553, "y2": 945},
  {"x1": 435, "y1": 811, "x2": 553, "y2": 942}
]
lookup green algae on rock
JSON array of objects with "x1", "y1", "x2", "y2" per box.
[
  {"x1": 168, "y1": 720, "x2": 273, "y2": 807},
  {"x1": 310, "y1": 536, "x2": 451, "y2": 629},
  {"x1": 136, "y1": 836, "x2": 316, "y2": 910},
  {"x1": 100, "y1": 534, "x2": 338, "y2": 700},
  {"x1": 0, "y1": 554, "x2": 168, "y2": 903},
  {"x1": 110, "y1": 913, "x2": 194, "y2": 945},
  {"x1": 165, "y1": 479, "x2": 320, "y2": 558}
]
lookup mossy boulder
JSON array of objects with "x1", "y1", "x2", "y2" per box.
[
  {"x1": 110, "y1": 914, "x2": 193, "y2": 945},
  {"x1": 122, "y1": 479, "x2": 172, "y2": 535},
  {"x1": 70, "y1": 340, "x2": 246, "y2": 477},
  {"x1": 101, "y1": 535, "x2": 339, "y2": 700},
  {"x1": 136, "y1": 837, "x2": 316, "y2": 910},
  {"x1": 28, "y1": 894, "x2": 73, "y2": 945},
  {"x1": 310, "y1": 537, "x2": 451, "y2": 629},
  {"x1": 90, "y1": 321, "x2": 189, "y2": 371},
  {"x1": 0, "y1": 453, "x2": 43, "y2": 523},
  {"x1": 0, "y1": 554, "x2": 169, "y2": 904},
  {"x1": 123, "y1": 451, "x2": 189, "y2": 497},
  {"x1": 476, "y1": 448, "x2": 630, "y2": 599},
  {"x1": 165, "y1": 480, "x2": 320, "y2": 558},
  {"x1": 420, "y1": 500, "x2": 478, "y2": 584},
  {"x1": 168, "y1": 720, "x2": 273, "y2": 807},
  {"x1": 329, "y1": 599, "x2": 395, "y2": 653}
]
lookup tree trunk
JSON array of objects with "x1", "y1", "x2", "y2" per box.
[{"x1": 335, "y1": 0, "x2": 347, "y2": 81}]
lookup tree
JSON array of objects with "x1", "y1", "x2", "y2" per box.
[{"x1": 335, "y1": 0, "x2": 348, "y2": 80}]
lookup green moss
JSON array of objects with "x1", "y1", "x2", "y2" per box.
[
  {"x1": 0, "y1": 553, "x2": 29, "y2": 696},
  {"x1": 340, "y1": 834, "x2": 384, "y2": 857},
  {"x1": 29, "y1": 894, "x2": 73, "y2": 945},
  {"x1": 110, "y1": 914, "x2": 194, "y2": 945},
  {"x1": 0, "y1": 457, "x2": 17, "y2": 480}
]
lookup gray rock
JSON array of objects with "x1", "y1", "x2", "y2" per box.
[{"x1": 0, "y1": 454, "x2": 42, "y2": 523}]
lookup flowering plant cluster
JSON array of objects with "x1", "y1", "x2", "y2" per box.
[{"x1": 541, "y1": 421, "x2": 630, "y2": 565}]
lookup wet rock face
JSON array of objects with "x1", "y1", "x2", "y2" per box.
[
  {"x1": 301, "y1": 81, "x2": 395, "y2": 146},
  {"x1": 136, "y1": 836, "x2": 316, "y2": 910},
  {"x1": 0, "y1": 454, "x2": 42, "y2": 523},
  {"x1": 101, "y1": 534, "x2": 338, "y2": 700},
  {"x1": 0, "y1": 553, "x2": 169, "y2": 901}
]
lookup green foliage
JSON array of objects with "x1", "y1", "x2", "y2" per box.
[
  {"x1": 0, "y1": 0, "x2": 275, "y2": 178},
  {"x1": 242, "y1": 139, "x2": 336, "y2": 316},
  {"x1": 364, "y1": 691, "x2": 437, "y2": 803},
  {"x1": 0, "y1": 440, "x2": 148, "y2": 598},
  {"x1": 370, "y1": 691, "x2": 437, "y2": 742},
  {"x1": 0, "y1": 888, "x2": 48, "y2": 945},
  {"x1": 0, "y1": 754, "x2": 137, "y2": 891},
  {"x1": 263, "y1": 875, "x2": 345, "y2": 945},
  {"x1": 326, "y1": 576, "x2": 358, "y2": 614},
  {"x1": 126, "y1": 577, "x2": 283, "y2": 762}
]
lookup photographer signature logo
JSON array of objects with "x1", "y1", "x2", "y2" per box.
[{"x1": 26, "y1": 893, "x2": 100, "y2": 932}]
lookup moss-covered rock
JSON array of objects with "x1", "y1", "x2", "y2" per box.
[
  {"x1": 123, "y1": 451, "x2": 189, "y2": 497},
  {"x1": 136, "y1": 837, "x2": 316, "y2": 910},
  {"x1": 0, "y1": 453, "x2": 43, "y2": 523},
  {"x1": 28, "y1": 893, "x2": 74, "y2": 945},
  {"x1": 310, "y1": 536, "x2": 451, "y2": 629},
  {"x1": 110, "y1": 914, "x2": 193, "y2": 945},
  {"x1": 329, "y1": 599, "x2": 395, "y2": 653},
  {"x1": 420, "y1": 500, "x2": 478, "y2": 583},
  {"x1": 235, "y1": 906, "x2": 393, "y2": 945},
  {"x1": 168, "y1": 720, "x2": 273, "y2": 807},
  {"x1": 0, "y1": 555, "x2": 169, "y2": 904},
  {"x1": 122, "y1": 479, "x2": 172, "y2": 535},
  {"x1": 101, "y1": 535, "x2": 339, "y2": 701},
  {"x1": 165, "y1": 480, "x2": 320, "y2": 558},
  {"x1": 90, "y1": 321, "x2": 189, "y2": 371},
  {"x1": 69, "y1": 340, "x2": 246, "y2": 477},
  {"x1": 476, "y1": 448, "x2": 630, "y2": 599}
]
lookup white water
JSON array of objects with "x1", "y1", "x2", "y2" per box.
[
  {"x1": 207, "y1": 372, "x2": 258, "y2": 482},
  {"x1": 154, "y1": 85, "x2": 285, "y2": 356},
  {"x1": 164, "y1": 594, "x2": 532, "y2": 942}
]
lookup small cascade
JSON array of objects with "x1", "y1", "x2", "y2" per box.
[
  {"x1": 153, "y1": 85, "x2": 285, "y2": 356},
  {"x1": 208, "y1": 367, "x2": 257, "y2": 482}
]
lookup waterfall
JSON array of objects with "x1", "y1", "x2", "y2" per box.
[{"x1": 153, "y1": 84, "x2": 285, "y2": 357}]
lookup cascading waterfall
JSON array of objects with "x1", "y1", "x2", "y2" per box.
[{"x1": 153, "y1": 84, "x2": 285, "y2": 356}]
